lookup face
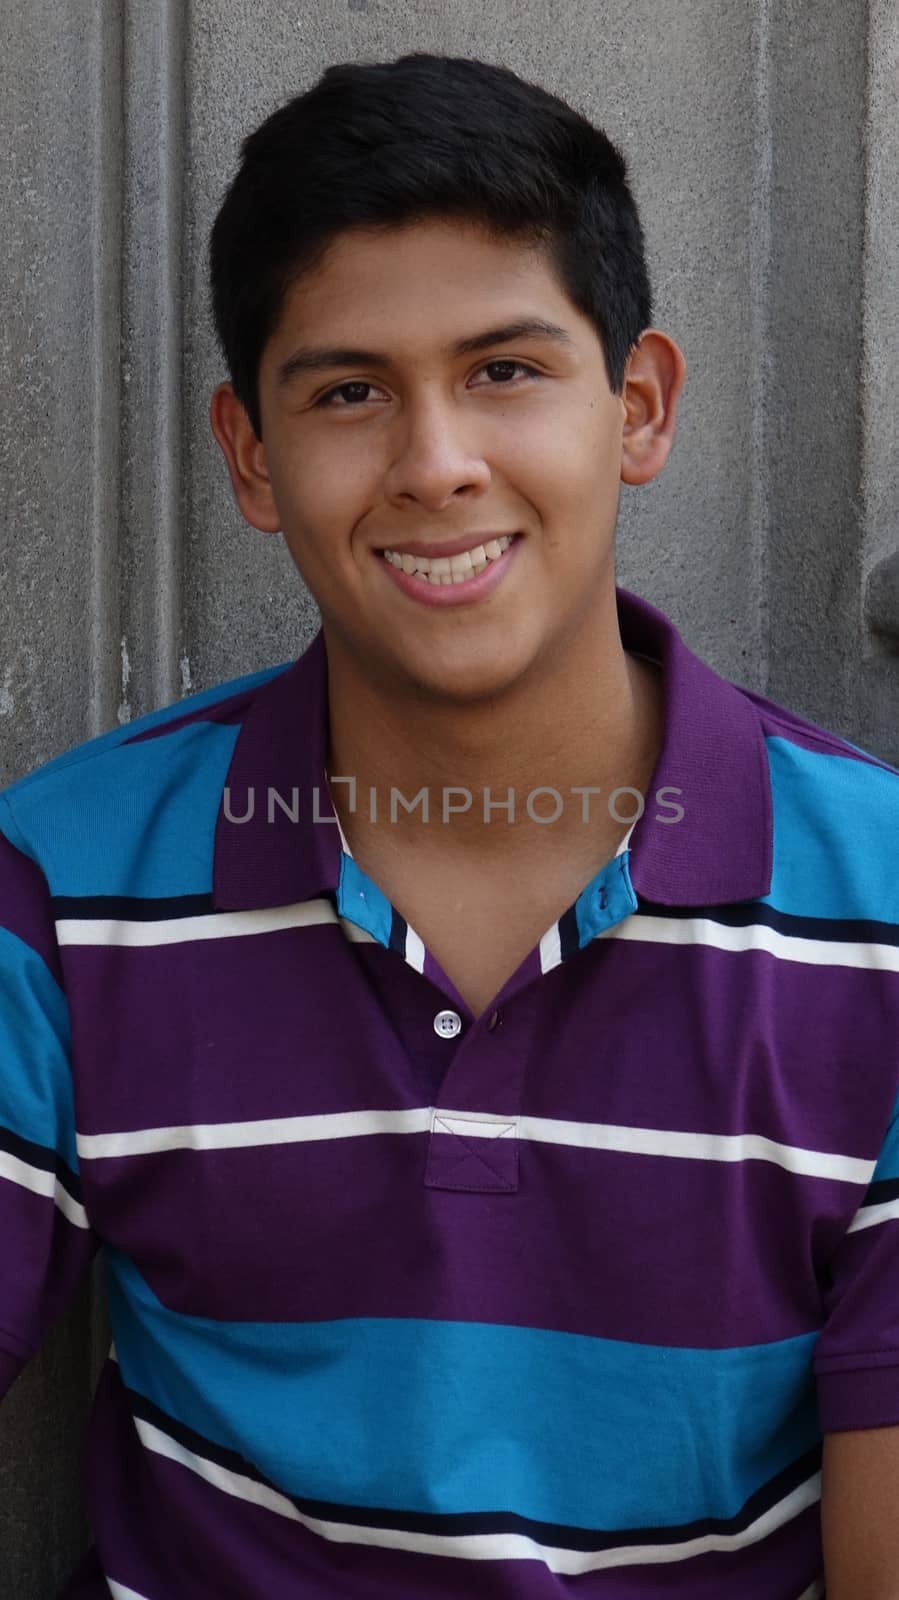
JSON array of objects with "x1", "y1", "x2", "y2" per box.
[{"x1": 211, "y1": 218, "x2": 685, "y2": 705}]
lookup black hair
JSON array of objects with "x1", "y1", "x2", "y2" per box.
[{"x1": 209, "y1": 52, "x2": 653, "y2": 441}]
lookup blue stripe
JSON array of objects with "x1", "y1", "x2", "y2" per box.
[
  {"x1": 763, "y1": 736, "x2": 899, "y2": 922},
  {"x1": 4, "y1": 722, "x2": 240, "y2": 899},
  {"x1": 574, "y1": 852, "x2": 638, "y2": 946},
  {"x1": 869, "y1": 1087, "x2": 899, "y2": 1186},
  {"x1": 337, "y1": 853, "x2": 393, "y2": 946},
  {"x1": 758, "y1": 732, "x2": 895, "y2": 921},
  {"x1": 0, "y1": 928, "x2": 77, "y2": 1171},
  {"x1": 106, "y1": 1249, "x2": 820, "y2": 1530}
]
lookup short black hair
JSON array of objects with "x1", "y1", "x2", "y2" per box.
[{"x1": 209, "y1": 52, "x2": 653, "y2": 441}]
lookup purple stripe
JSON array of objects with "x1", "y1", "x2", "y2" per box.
[
  {"x1": 74, "y1": 1360, "x2": 823, "y2": 1599},
  {"x1": 0, "y1": 827, "x2": 63, "y2": 985},
  {"x1": 85, "y1": 1136, "x2": 837, "y2": 1343},
  {"x1": 524, "y1": 941, "x2": 896, "y2": 1153},
  {"x1": 67, "y1": 933, "x2": 896, "y2": 1161},
  {"x1": 814, "y1": 1221, "x2": 899, "y2": 1429},
  {"x1": 817, "y1": 1362, "x2": 899, "y2": 1433}
]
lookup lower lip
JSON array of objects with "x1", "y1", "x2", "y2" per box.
[{"x1": 376, "y1": 537, "x2": 522, "y2": 607}]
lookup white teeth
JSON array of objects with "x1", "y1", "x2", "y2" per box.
[
  {"x1": 450, "y1": 551, "x2": 474, "y2": 575},
  {"x1": 382, "y1": 534, "x2": 514, "y2": 586}
]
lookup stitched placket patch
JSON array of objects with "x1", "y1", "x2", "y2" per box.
[{"x1": 424, "y1": 1108, "x2": 520, "y2": 1193}]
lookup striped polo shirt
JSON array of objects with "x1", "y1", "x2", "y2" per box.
[{"x1": 2, "y1": 586, "x2": 899, "y2": 1600}]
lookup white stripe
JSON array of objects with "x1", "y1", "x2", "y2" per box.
[
  {"x1": 56, "y1": 898, "x2": 898, "y2": 977},
  {"x1": 74, "y1": 1103, "x2": 875, "y2": 1185},
  {"x1": 134, "y1": 1416, "x2": 820, "y2": 1574},
  {"x1": 516, "y1": 1114, "x2": 875, "y2": 1184},
  {"x1": 0, "y1": 1149, "x2": 90, "y2": 1228},
  {"x1": 331, "y1": 806, "x2": 353, "y2": 856},
  {"x1": 55, "y1": 899, "x2": 339, "y2": 946},
  {"x1": 77, "y1": 1106, "x2": 433, "y2": 1160},
  {"x1": 404, "y1": 923, "x2": 426, "y2": 972},
  {"x1": 106, "y1": 1581, "x2": 152, "y2": 1600},
  {"x1": 539, "y1": 922, "x2": 563, "y2": 974},
  {"x1": 796, "y1": 1582, "x2": 825, "y2": 1600},
  {"x1": 847, "y1": 1195, "x2": 899, "y2": 1234},
  {"x1": 601, "y1": 913, "x2": 899, "y2": 972}
]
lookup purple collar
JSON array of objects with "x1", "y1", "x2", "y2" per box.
[{"x1": 213, "y1": 587, "x2": 773, "y2": 912}]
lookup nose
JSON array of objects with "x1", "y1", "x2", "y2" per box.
[{"x1": 381, "y1": 390, "x2": 494, "y2": 508}]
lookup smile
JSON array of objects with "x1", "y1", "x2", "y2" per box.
[
  {"x1": 381, "y1": 534, "x2": 515, "y2": 587},
  {"x1": 377, "y1": 533, "x2": 522, "y2": 608}
]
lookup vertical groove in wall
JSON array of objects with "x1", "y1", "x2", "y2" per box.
[
  {"x1": 859, "y1": 0, "x2": 873, "y2": 649},
  {"x1": 85, "y1": 0, "x2": 125, "y2": 1398},
  {"x1": 749, "y1": 0, "x2": 773, "y2": 693},
  {"x1": 859, "y1": 0, "x2": 898, "y2": 610},
  {"x1": 120, "y1": 0, "x2": 188, "y2": 718},
  {"x1": 87, "y1": 1, "x2": 125, "y2": 739},
  {"x1": 854, "y1": 0, "x2": 899, "y2": 754},
  {"x1": 154, "y1": 0, "x2": 188, "y2": 709}
]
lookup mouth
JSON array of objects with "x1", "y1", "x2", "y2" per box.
[
  {"x1": 375, "y1": 532, "x2": 523, "y2": 608},
  {"x1": 377, "y1": 533, "x2": 521, "y2": 589}
]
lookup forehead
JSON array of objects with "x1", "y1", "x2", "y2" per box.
[{"x1": 264, "y1": 219, "x2": 585, "y2": 367}]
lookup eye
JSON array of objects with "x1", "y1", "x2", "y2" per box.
[{"x1": 312, "y1": 359, "x2": 542, "y2": 409}]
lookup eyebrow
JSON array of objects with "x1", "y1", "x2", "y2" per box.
[{"x1": 274, "y1": 317, "x2": 578, "y2": 388}]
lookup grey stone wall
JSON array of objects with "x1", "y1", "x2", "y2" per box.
[{"x1": 1, "y1": 1, "x2": 896, "y2": 1591}]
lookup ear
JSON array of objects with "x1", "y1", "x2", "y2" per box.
[
  {"x1": 619, "y1": 331, "x2": 687, "y2": 487},
  {"x1": 209, "y1": 383, "x2": 283, "y2": 533}
]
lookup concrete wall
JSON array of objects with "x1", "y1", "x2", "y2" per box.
[{"x1": 1, "y1": 1, "x2": 896, "y2": 1591}]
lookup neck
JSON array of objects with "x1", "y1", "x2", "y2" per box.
[{"x1": 323, "y1": 594, "x2": 663, "y2": 862}]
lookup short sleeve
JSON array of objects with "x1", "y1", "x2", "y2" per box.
[
  {"x1": 814, "y1": 1080, "x2": 899, "y2": 1432},
  {"x1": 0, "y1": 791, "x2": 99, "y2": 1398}
]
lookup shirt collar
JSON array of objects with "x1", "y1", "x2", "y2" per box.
[{"x1": 213, "y1": 586, "x2": 772, "y2": 913}]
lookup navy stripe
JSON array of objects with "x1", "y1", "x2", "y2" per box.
[
  {"x1": 48, "y1": 891, "x2": 899, "y2": 949},
  {"x1": 557, "y1": 903, "x2": 581, "y2": 962},
  {"x1": 122, "y1": 1377, "x2": 821, "y2": 1552},
  {"x1": 0, "y1": 1124, "x2": 82, "y2": 1202},
  {"x1": 636, "y1": 898, "x2": 899, "y2": 948},
  {"x1": 389, "y1": 907, "x2": 409, "y2": 956},
  {"x1": 51, "y1": 893, "x2": 216, "y2": 921},
  {"x1": 863, "y1": 1177, "x2": 899, "y2": 1208}
]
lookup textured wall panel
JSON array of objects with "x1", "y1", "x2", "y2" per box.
[
  {"x1": 0, "y1": 2, "x2": 120, "y2": 1592},
  {"x1": 0, "y1": 2, "x2": 897, "y2": 1592},
  {"x1": 858, "y1": 0, "x2": 899, "y2": 760}
]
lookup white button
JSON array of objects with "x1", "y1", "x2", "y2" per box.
[{"x1": 433, "y1": 1009, "x2": 462, "y2": 1039}]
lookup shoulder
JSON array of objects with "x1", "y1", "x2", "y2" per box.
[
  {"x1": 738, "y1": 686, "x2": 899, "y2": 926},
  {"x1": 0, "y1": 662, "x2": 291, "y2": 892}
]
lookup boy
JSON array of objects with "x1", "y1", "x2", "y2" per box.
[{"x1": 2, "y1": 51, "x2": 899, "y2": 1598}]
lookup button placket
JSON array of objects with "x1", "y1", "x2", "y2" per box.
[{"x1": 423, "y1": 993, "x2": 537, "y2": 1194}]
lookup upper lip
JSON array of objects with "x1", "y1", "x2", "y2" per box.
[{"x1": 377, "y1": 532, "x2": 520, "y2": 559}]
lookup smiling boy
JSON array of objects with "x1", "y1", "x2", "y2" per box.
[
  {"x1": 2, "y1": 51, "x2": 899, "y2": 1600},
  {"x1": 210, "y1": 216, "x2": 675, "y2": 1018}
]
